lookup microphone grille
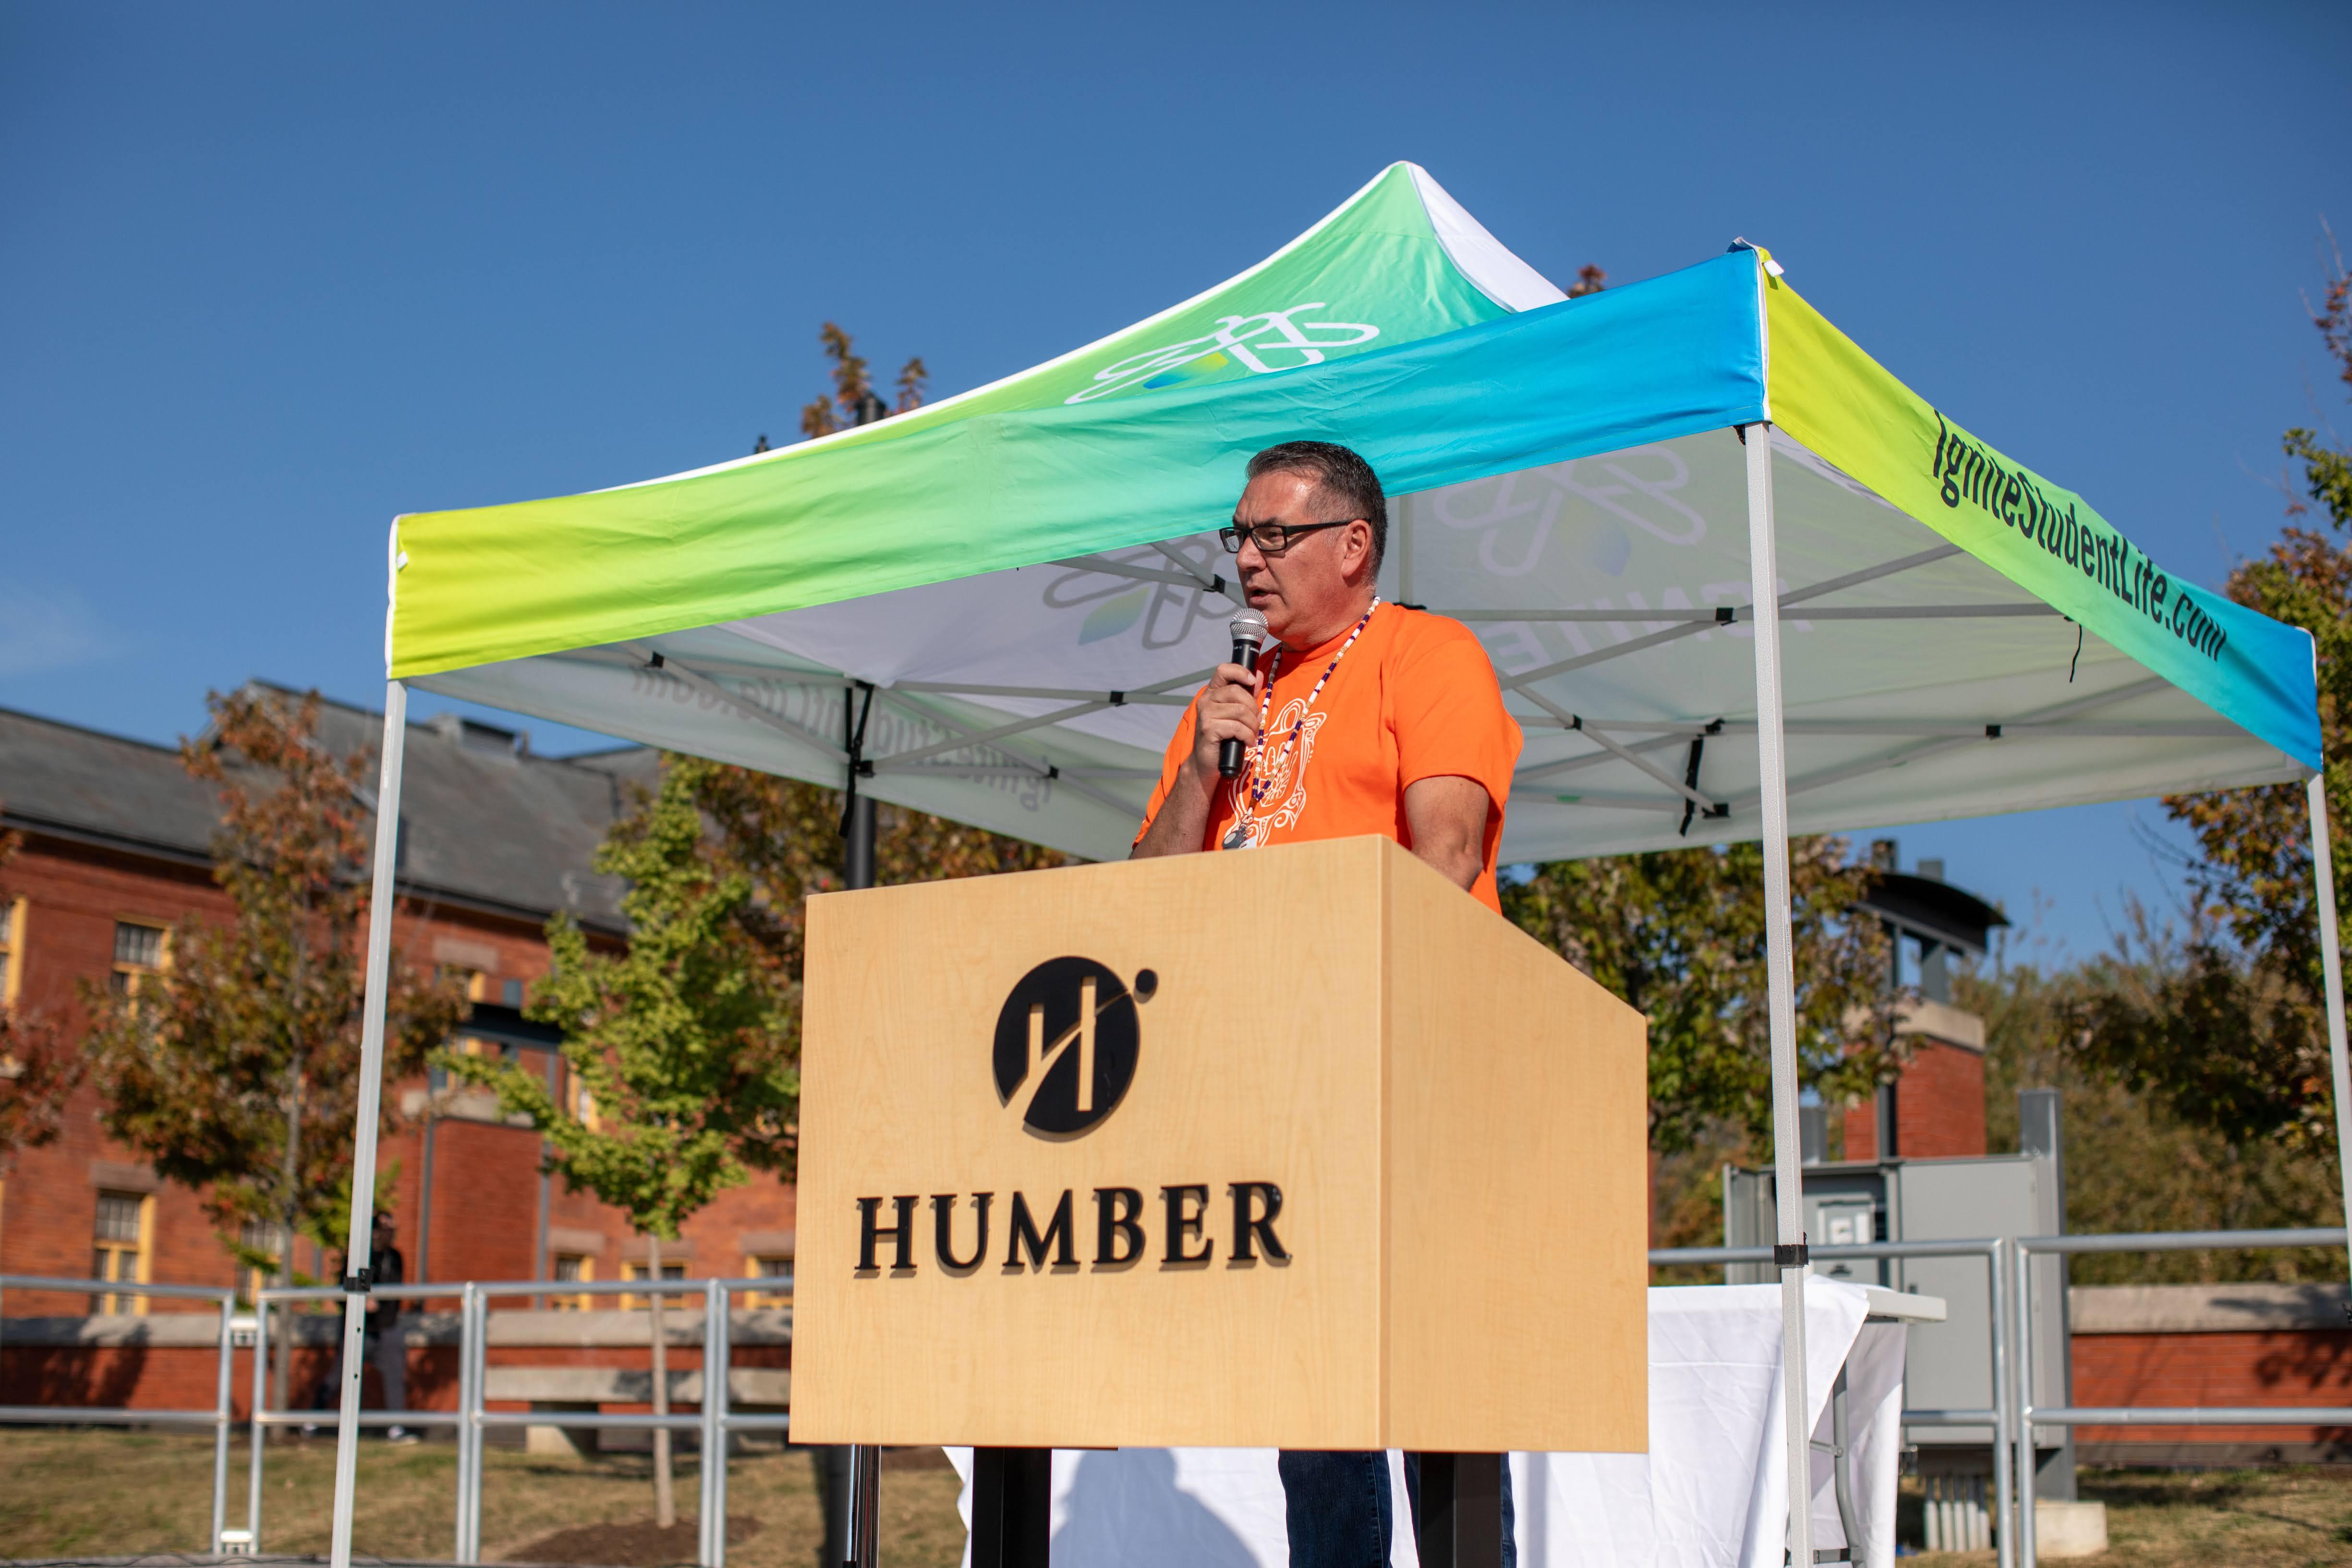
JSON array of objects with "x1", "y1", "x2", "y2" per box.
[{"x1": 1229, "y1": 608, "x2": 1270, "y2": 649}]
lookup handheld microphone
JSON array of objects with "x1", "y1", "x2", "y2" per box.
[{"x1": 1219, "y1": 609, "x2": 1271, "y2": 779}]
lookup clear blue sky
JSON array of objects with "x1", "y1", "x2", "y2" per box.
[{"x1": 3, "y1": 3, "x2": 2344, "y2": 962}]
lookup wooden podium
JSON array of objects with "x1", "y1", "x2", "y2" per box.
[{"x1": 793, "y1": 836, "x2": 1648, "y2": 1563}]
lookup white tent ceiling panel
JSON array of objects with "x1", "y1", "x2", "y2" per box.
[{"x1": 416, "y1": 430, "x2": 2300, "y2": 867}]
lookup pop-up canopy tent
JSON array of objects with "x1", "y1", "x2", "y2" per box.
[{"x1": 324, "y1": 165, "x2": 2348, "y2": 1568}]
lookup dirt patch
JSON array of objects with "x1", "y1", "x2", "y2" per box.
[{"x1": 504, "y1": 1514, "x2": 760, "y2": 1567}]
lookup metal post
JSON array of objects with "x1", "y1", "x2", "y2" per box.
[
  {"x1": 1394, "y1": 495, "x2": 1413, "y2": 608},
  {"x1": 456, "y1": 1283, "x2": 481, "y2": 1563},
  {"x1": 816, "y1": 1445, "x2": 854, "y2": 1568},
  {"x1": 969, "y1": 1448, "x2": 1051, "y2": 1568},
  {"x1": 212, "y1": 1295, "x2": 235, "y2": 1553},
  {"x1": 1741, "y1": 414, "x2": 1812, "y2": 1568},
  {"x1": 1990, "y1": 1243, "x2": 2014, "y2": 1568},
  {"x1": 2017, "y1": 1089, "x2": 2077, "y2": 1501},
  {"x1": 476, "y1": 1288, "x2": 493, "y2": 1550},
  {"x1": 2014, "y1": 1243, "x2": 2039, "y2": 1568},
  {"x1": 477, "y1": 1287, "x2": 492, "y2": 1548},
  {"x1": 846, "y1": 1441, "x2": 881, "y2": 1568},
  {"x1": 831, "y1": 739, "x2": 879, "y2": 1568},
  {"x1": 2307, "y1": 776, "x2": 2352, "y2": 1272},
  {"x1": 329, "y1": 678, "x2": 410, "y2": 1568},
  {"x1": 1414, "y1": 1452, "x2": 1505, "y2": 1568},
  {"x1": 701, "y1": 1275, "x2": 727, "y2": 1568},
  {"x1": 1824, "y1": 1367, "x2": 1859, "y2": 1561},
  {"x1": 247, "y1": 1293, "x2": 269, "y2": 1549},
  {"x1": 843, "y1": 794, "x2": 875, "y2": 890}
]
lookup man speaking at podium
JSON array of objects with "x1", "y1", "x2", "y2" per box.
[{"x1": 1133, "y1": 441, "x2": 1523, "y2": 1566}]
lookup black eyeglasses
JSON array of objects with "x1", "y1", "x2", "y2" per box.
[{"x1": 1217, "y1": 519, "x2": 1360, "y2": 555}]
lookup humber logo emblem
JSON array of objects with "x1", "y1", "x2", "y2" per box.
[{"x1": 992, "y1": 958, "x2": 1153, "y2": 1137}]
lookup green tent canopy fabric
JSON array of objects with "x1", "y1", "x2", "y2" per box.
[{"x1": 391, "y1": 165, "x2": 2317, "y2": 865}]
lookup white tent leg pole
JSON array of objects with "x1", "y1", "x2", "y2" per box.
[
  {"x1": 329, "y1": 680, "x2": 409, "y2": 1568},
  {"x1": 1744, "y1": 424, "x2": 1814, "y2": 1568},
  {"x1": 2307, "y1": 774, "x2": 2352, "y2": 1260}
]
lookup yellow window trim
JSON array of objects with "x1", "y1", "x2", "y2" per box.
[
  {"x1": 618, "y1": 1258, "x2": 687, "y2": 1311},
  {"x1": 1, "y1": 895, "x2": 26, "y2": 1009},
  {"x1": 550, "y1": 1253, "x2": 594, "y2": 1311},
  {"x1": 92, "y1": 1191, "x2": 155, "y2": 1315},
  {"x1": 742, "y1": 1254, "x2": 793, "y2": 1308},
  {"x1": 110, "y1": 917, "x2": 171, "y2": 1002}
]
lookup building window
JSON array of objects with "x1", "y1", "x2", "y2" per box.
[
  {"x1": 91, "y1": 1191, "x2": 153, "y2": 1314},
  {"x1": 237, "y1": 1220, "x2": 289, "y2": 1306},
  {"x1": 450, "y1": 1033, "x2": 518, "y2": 1067},
  {"x1": 551, "y1": 1252, "x2": 594, "y2": 1311},
  {"x1": 744, "y1": 1255, "x2": 793, "y2": 1308},
  {"x1": 0, "y1": 896, "x2": 25, "y2": 1008},
  {"x1": 620, "y1": 1259, "x2": 685, "y2": 1311},
  {"x1": 109, "y1": 921, "x2": 167, "y2": 997}
]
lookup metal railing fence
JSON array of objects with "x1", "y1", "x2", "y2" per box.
[
  {"x1": 244, "y1": 1276, "x2": 751, "y2": 1565},
  {"x1": 0, "y1": 1273, "x2": 240, "y2": 1554},
  {"x1": 244, "y1": 1280, "x2": 478, "y2": 1559},
  {"x1": 8, "y1": 1229, "x2": 2352, "y2": 1567},
  {"x1": 2008, "y1": 1226, "x2": 2352, "y2": 1568}
]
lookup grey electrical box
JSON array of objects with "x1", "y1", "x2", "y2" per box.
[{"x1": 1724, "y1": 1146, "x2": 2073, "y2": 1468}]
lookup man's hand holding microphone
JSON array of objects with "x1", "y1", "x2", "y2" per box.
[{"x1": 1131, "y1": 610, "x2": 1269, "y2": 858}]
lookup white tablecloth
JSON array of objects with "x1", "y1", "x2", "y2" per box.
[{"x1": 948, "y1": 1277, "x2": 1905, "y2": 1568}]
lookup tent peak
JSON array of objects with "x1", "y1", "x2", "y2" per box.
[{"x1": 583, "y1": 163, "x2": 1561, "y2": 496}]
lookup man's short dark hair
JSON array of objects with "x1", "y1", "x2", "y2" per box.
[{"x1": 1245, "y1": 441, "x2": 1387, "y2": 570}]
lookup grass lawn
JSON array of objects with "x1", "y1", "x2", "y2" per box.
[
  {"x1": 1900, "y1": 1467, "x2": 2352, "y2": 1568},
  {"x1": 0, "y1": 1429, "x2": 965, "y2": 1566},
  {"x1": 9, "y1": 1434, "x2": 2352, "y2": 1565}
]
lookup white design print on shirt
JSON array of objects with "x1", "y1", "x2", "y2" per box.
[{"x1": 1224, "y1": 698, "x2": 1328, "y2": 849}]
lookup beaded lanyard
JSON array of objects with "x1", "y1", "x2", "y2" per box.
[{"x1": 1221, "y1": 597, "x2": 1382, "y2": 851}]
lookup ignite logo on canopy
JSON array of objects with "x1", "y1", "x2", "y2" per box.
[
  {"x1": 992, "y1": 957, "x2": 1154, "y2": 1137},
  {"x1": 1063, "y1": 304, "x2": 1381, "y2": 404}
]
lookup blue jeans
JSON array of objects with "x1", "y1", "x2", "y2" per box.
[{"x1": 1277, "y1": 1451, "x2": 1515, "y2": 1568}]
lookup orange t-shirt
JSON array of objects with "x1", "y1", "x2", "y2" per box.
[{"x1": 1135, "y1": 604, "x2": 1522, "y2": 910}]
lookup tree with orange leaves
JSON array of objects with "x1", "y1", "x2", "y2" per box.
[
  {"x1": 82, "y1": 689, "x2": 463, "y2": 1298},
  {"x1": 798, "y1": 322, "x2": 927, "y2": 440},
  {"x1": 2067, "y1": 240, "x2": 2352, "y2": 1149}
]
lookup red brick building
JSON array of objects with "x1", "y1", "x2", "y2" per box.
[
  {"x1": 1840, "y1": 997, "x2": 1988, "y2": 1162},
  {"x1": 1841, "y1": 851, "x2": 2003, "y2": 1163},
  {"x1": 0, "y1": 689, "x2": 799, "y2": 1323}
]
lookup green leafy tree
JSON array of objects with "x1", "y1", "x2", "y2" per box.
[
  {"x1": 84, "y1": 688, "x2": 461, "y2": 1403},
  {"x1": 1504, "y1": 836, "x2": 1898, "y2": 1161},
  {"x1": 687, "y1": 765, "x2": 1066, "y2": 1079},
  {"x1": 1967, "y1": 924, "x2": 2343, "y2": 1284},
  {"x1": 2078, "y1": 239, "x2": 2352, "y2": 1146},
  {"x1": 446, "y1": 752, "x2": 795, "y2": 1528}
]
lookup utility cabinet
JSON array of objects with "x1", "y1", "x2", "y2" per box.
[{"x1": 1724, "y1": 1140, "x2": 2073, "y2": 1485}]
